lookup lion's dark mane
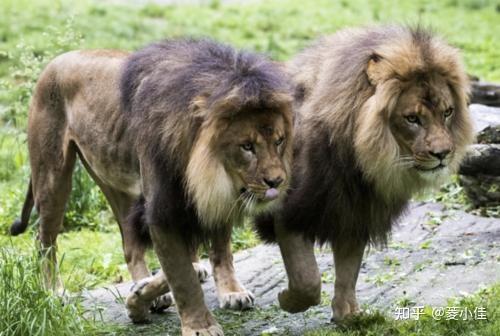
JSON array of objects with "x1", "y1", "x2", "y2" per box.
[
  {"x1": 120, "y1": 39, "x2": 291, "y2": 244},
  {"x1": 256, "y1": 125, "x2": 407, "y2": 248}
]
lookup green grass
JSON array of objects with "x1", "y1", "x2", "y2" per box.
[
  {"x1": 1, "y1": 241, "x2": 498, "y2": 335},
  {"x1": 0, "y1": 0, "x2": 499, "y2": 334},
  {"x1": 0, "y1": 245, "x2": 97, "y2": 336},
  {"x1": 305, "y1": 285, "x2": 500, "y2": 336}
]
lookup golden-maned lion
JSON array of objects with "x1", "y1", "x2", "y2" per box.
[
  {"x1": 256, "y1": 26, "x2": 474, "y2": 321},
  {"x1": 11, "y1": 39, "x2": 293, "y2": 335}
]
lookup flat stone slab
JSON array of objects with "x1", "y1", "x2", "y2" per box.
[
  {"x1": 83, "y1": 202, "x2": 499, "y2": 335},
  {"x1": 469, "y1": 104, "x2": 500, "y2": 133}
]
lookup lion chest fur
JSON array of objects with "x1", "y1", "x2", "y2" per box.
[{"x1": 281, "y1": 126, "x2": 408, "y2": 246}]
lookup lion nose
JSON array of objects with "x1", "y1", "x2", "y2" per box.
[
  {"x1": 429, "y1": 149, "x2": 451, "y2": 161},
  {"x1": 264, "y1": 177, "x2": 284, "y2": 188}
]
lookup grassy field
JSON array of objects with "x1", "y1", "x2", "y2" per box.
[
  {"x1": 305, "y1": 285, "x2": 500, "y2": 336},
  {"x1": 0, "y1": 0, "x2": 499, "y2": 335}
]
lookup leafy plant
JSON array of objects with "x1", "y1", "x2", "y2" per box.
[{"x1": 0, "y1": 244, "x2": 95, "y2": 336}]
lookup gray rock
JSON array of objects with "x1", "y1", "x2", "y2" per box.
[
  {"x1": 469, "y1": 104, "x2": 500, "y2": 141},
  {"x1": 471, "y1": 81, "x2": 500, "y2": 107},
  {"x1": 459, "y1": 105, "x2": 500, "y2": 207}
]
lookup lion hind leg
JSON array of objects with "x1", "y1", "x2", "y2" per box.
[
  {"x1": 31, "y1": 140, "x2": 77, "y2": 292},
  {"x1": 26, "y1": 66, "x2": 79, "y2": 292},
  {"x1": 189, "y1": 244, "x2": 209, "y2": 282},
  {"x1": 34, "y1": 150, "x2": 76, "y2": 292},
  {"x1": 98, "y1": 185, "x2": 151, "y2": 282},
  {"x1": 192, "y1": 262, "x2": 209, "y2": 283}
]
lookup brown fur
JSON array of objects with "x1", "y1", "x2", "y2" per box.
[
  {"x1": 255, "y1": 26, "x2": 474, "y2": 320},
  {"x1": 13, "y1": 39, "x2": 293, "y2": 335}
]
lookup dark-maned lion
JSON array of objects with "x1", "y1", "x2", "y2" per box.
[
  {"x1": 256, "y1": 26, "x2": 474, "y2": 321},
  {"x1": 11, "y1": 39, "x2": 293, "y2": 335}
]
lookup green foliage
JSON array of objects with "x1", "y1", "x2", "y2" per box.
[
  {"x1": 0, "y1": 18, "x2": 83, "y2": 127},
  {"x1": 306, "y1": 284, "x2": 500, "y2": 336},
  {"x1": 0, "y1": 244, "x2": 97, "y2": 336},
  {"x1": 425, "y1": 176, "x2": 500, "y2": 218},
  {"x1": 64, "y1": 163, "x2": 113, "y2": 232},
  {"x1": 231, "y1": 223, "x2": 260, "y2": 252}
]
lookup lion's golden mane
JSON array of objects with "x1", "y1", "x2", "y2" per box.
[{"x1": 257, "y1": 26, "x2": 474, "y2": 247}]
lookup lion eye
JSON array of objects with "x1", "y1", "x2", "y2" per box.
[
  {"x1": 405, "y1": 114, "x2": 420, "y2": 124},
  {"x1": 241, "y1": 143, "x2": 254, "y2": 152},
  {"x1": 444, "y1": 107, "x2": 454, "y2": 118},
  {"x1": 275, "y1": 137, "x2": 284, "y2": 146}
]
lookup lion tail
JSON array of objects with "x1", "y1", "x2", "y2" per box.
[{"x1": 10, "y1": 178, "x2": 34, "y2": 236}]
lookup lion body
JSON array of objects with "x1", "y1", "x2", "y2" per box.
[
  {"x1": 15, "y1": 39, "x2": 293, "y2": 334},
  {"x1": 18, "y1": 49, "x2": 155, "y2": 281},
  {"x1": 256, "y1": 26, "x2": 474, "y2": 320}
]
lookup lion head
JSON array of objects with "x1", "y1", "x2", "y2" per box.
[
  {"x1": 121, "y1": 39, "x2": 293, "y2": 228},
  {"x1": 186, "y1": 101, "x2": 293, "y2": 226},
  {"x1": 351, "y1": 27, "x2": 474, "y2": 199},
  {"x1": 183, "y1": 55, "x2": 294, "y2": 226}
]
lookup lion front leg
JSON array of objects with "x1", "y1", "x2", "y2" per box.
[
  {"x1": 331, "y1": 240, "x2": 366, "y2": 321},
  {"x1": 150, "y1": 225, "x2": 222, "y2": 336},
  {"x1": 209, "y1": 227, "x2": 254, "y2": 310},
  {"x1": 275, "y1": 221, "x2": 321, "y2": 313}
]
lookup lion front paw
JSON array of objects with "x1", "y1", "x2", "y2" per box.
[
  {"x1": 331, "y1": 297, "x2": 360, "y2": 322},
  {"x1": 182, "y1": 324, "x2": 224, "y2": 336},
  {"x1": 219, "y1": 290, "x2": 255, "y2": 310},
  {"x1": 278, "y1": 288, "x2": 320, "y2": 313},
  {"x1": 193, "y1": 262, "x2": 209, "y2": 283},
  {"x1": 126, "y1": 280, "x2": 152, "y2": 323}
]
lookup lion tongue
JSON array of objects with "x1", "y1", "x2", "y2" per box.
[{"x1": 265, "y1": 188, "x2": 279, "y2": 200}]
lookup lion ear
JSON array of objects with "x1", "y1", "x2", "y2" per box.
[
  {"x1": 192, "y1": 91, "x2": 240, "y2": 119},
  {"x1": 366, "y1": 53, "x2": 384, "y2": 86},
  {"x1": 192, "y1": 94, "x2": 209, "y2": 117}
]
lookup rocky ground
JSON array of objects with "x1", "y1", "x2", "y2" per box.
[{"x1": 83, "y1": 201, "x2": 499, "y2": 335}]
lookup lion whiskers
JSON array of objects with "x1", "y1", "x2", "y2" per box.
[
  {"x1": 392, "y1": 155, "x2": 415, "y2": 168},
  {"x1": 224, "y1": 191, "x2": 248, "y2": 224},
  {"x1": 244, "y1": 193, "x2": 257, "y2": 213}
]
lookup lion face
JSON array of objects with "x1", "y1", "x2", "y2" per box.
[
  {"x1": 356, "y1": 53, "x2": 473, "y2": 199},
  {"x1": 216, "y1": 111, "x2": 289, "y2": 205},
  {"x1": 186, "y1": 106, "x2": 292, "y2": 226},
  {"x1": 389, "y1": 75, "x2": 458, "y2": 179}
]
